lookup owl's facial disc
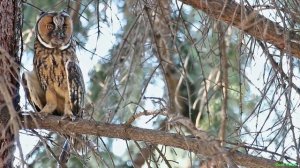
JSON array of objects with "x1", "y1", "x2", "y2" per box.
[
  {"x1": 37, "y1": 11, "x2": 73, "y2": 50},
  {"x1": 50, "y1": 15, "x2": 66, "y2": 45}
]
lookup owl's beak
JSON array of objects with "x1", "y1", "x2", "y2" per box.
[
  {"x1": 53, "y1": 30, "x2": 65, "y2": 39},
  {"x1": 51, "y1": 30, "x2": 65, "y2": 46}
]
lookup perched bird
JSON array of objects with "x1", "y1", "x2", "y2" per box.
[
  {"x1": 22, "y1": 11, "x2": 86, "y2": 167},
  {"x1": 23, "y1": 11, "x2": 85, "y2": 120}
]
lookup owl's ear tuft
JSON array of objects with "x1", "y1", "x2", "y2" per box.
[
  {"x1": 39, "y1": 11, "x2": 46, "y2": 16},
  {"x1": 61, "y1": 10, "x2": 70, "y2": 17}
]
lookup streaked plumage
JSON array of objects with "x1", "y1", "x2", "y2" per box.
[{"x1": 23, "y1": 11, "x2": 85, "y2": 120}]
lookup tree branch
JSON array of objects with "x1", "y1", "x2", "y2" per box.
[
  {"x1": 20, "y1": 113, "x2": 277, "y2": 168},
  {"x1": 179, "y1": 0, "x2": 300, "y2": 59}
]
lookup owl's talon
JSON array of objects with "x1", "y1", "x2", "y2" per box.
[
  {"x1": 37, "y1": 112, "x2": 49, "y2": 120},
  {"x1": 61, "y1": 114, "x2": 76, "y2": 121},
  {"x1": 71, "y1": 116, "x2": 76, "y2": 121}
]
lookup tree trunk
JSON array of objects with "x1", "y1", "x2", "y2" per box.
[{"x1": 0, "y1": 0, "x2": 21, "y2": 167}]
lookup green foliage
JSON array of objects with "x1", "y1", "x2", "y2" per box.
[{"x1": 88, "y1": 63, "x2": 111, "y2": 102}]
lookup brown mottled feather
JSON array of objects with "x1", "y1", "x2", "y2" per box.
[
  {"x1": 66, "y1": 60, "x2": 85, "y2": 117},
  {"x1": 30, "y1": 11, "x2": 85, "y2": 118},
  {"x1": 23, "y1": 11, "x2": 85, "y2": 167},
  {"x1": 33, "y1": 40, "x2": 81, "y2": 116},
  {"x1": 22, "y1": 70, "x2": 45, "y2": 112}
]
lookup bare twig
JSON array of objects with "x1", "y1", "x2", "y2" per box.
[{"x1": 217, "y1": 23, "x2": 228, "y2": 146}]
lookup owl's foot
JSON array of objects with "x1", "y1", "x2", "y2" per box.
[
  {"x1": 62, "y1": 107, "x2": 76, "y2": 121},
  {"x1": 38, "y1": 104, "x2": 56, "y2": 119},
  {"x1": 38, "y1": 111, "x2": 50, "y2": 119},
  {"x1": 61, "y1": 113, "x2": 76, "y2": 121}
]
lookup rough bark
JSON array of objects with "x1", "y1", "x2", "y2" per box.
[
  {"x1": 179, "y1": 0, "x2": 300, "y2": 58},
  {"x1": 0, "y1": 0, "x2": 21, "y2": 167},
  {"x1": 21, "y1": 114, "x2": 277, "y2": 168}
]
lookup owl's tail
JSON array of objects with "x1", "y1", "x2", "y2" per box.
[
  {"x1": 57, "y1": 135, "x2": 87, "y2": 167},
  {"x1": 57, "y1": 139, "x2": 70, "y2": 168}
]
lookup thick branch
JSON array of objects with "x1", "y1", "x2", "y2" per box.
[
  {"x1": 21, "y1": 113, "x2": 276, "y2": 168},
  {"x1": 179, "y1": 0, "x2": 300, "y2": 59}
]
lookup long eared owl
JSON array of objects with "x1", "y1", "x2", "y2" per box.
[{"x1": 23, "y1": 11, "x2": 85, "y2": 120}]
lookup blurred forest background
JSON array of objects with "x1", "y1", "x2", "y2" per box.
[{"x1": 3, "y1": 0, "x2": 300, "y2": 167}]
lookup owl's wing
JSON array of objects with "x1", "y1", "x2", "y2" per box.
[
  {"x1": 22, "y1": 71, "x2": 46, "y2": 112},
  {"x1": 65, "y1": 60, "x2": 85, "y2": 117}
]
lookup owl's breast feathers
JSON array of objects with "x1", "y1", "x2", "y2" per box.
[
  {"x1": 33, "y1": 40, "x2": 84, "y2": 115},
  {"x1": 34, "y1": 40, "x2": 76, "y2": 90}
]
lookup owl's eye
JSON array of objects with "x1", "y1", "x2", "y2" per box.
[
  {"x1": 63, "y1": 24, "x2": 68, "y2": 30},
  {"x1": 46, "y1": 24, "x2": 54, "y2": 30}
]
